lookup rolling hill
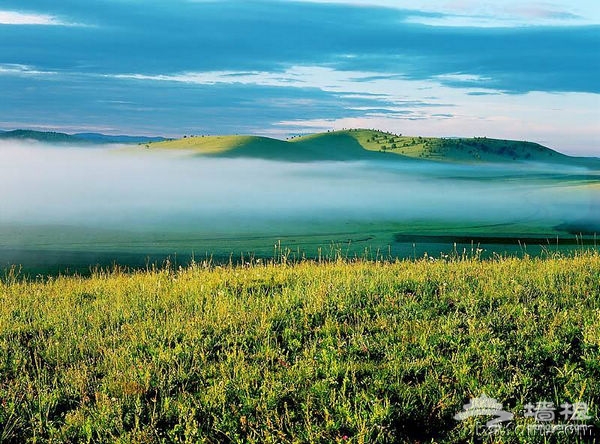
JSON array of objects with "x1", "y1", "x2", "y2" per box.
[
  {"x1": 145, "y1": 132, "x2": 394, "y2": 161},
  {"x1": 3, "y1": 128, "x2": 597, "y2": 166},
  {"x1": 147, "y1": 129, "x2": 598, "y2": 165}
]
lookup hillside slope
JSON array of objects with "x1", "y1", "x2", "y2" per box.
[
  {"x1": 148, "y1": 132, "x2": 404, "y2": 161},
  {"x1": 148, "y1": 129, "x2": 595, "y2": 165},
  {"x1": 337, "y1": 129, "x2": 570, "y2": 163}
]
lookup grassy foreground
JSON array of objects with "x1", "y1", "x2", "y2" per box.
[{"x1": 1, "y1": 253, "x2": 599, "y2": 443}]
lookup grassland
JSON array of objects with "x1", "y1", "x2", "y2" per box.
[
  {"x1": 147, "y1": 132, "x2": 382, "y2": 162},
  {"x1": 3, "y1": 219, "x2": 598, "y2": 277},
  {"x1": 340, "y1": 130, "x2": 568, "y2": 163},
  {"x1": 147, "y1": 129, "x2": 595, "y2": 165},
  {"x1": 1, "y1": 252, "x2": 599, "y2": 443}
]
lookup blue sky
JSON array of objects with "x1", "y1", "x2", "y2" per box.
[{"x1": 0, "y1": 0, "x2": 598, "y2": 155}]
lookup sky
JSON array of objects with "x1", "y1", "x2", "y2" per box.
[{"x1": 0, "y1": 0, "x2": 599, "y2": 155}]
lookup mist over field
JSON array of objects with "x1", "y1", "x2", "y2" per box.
[{"x1": 0, "y1": 140, "x2": 597, "y2": 237}]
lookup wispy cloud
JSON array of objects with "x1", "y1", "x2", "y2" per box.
[
  {"x1": 109, "y1": 66, "x2": 455, "y2": 121},
  {"x1": 112, "y1": 70, "x2": 307, "y2": 87},
  {"x1": 0, "y1": 64, "x2": 56, "y2": 76},
  {"x1": 0, "y1": 10, "x2": 86, "y2": 26},
  {"x1": 403, "y1": 13, "x2": 581, "y2": 28},
  {"x1": 109, "y1": 66, "x2": 475, "y2": 110},
  {"x1": 295, "y1": 0, "x2": 597, "y2": 26}
]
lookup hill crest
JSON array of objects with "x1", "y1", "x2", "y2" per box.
[{"x1": 148, "y1": 129, "x2": 588, "y2": 165}]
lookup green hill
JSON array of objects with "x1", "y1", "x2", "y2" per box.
[
  {"x1": 4, "y1": 128, "x2": 593, "y2": 165},
  {"x1": 338, "y1": 129, "x2": 571, "y2": 163},
  {"x1": 147, "y1": 129, "x2": 594, "y2": 165},
  {"x1": 146, "y1": 132, "x2": 400, "y2": 162}
]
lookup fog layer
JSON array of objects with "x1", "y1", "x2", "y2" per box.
[{"x1": 1, "y1": 140, "x2": 597, "y2": 239}]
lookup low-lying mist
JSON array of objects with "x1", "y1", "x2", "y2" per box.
[{"x1": 1, "y1": 140, "x2": 598, "y2": 249}]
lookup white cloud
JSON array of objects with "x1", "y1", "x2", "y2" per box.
[
  {"x1": 112, "y1": 70, "x2": 307, "y2": 87},
  {"x1": 0, "y1": 10, "x2": 84, "y2": 26},
  {"x1": 0, "y1": 64, "x2": 56, "y2": 77},
  {"x1": 435, "y1": 73, "x2": 492, "y2": 83},
  {"x1": 404, "y1": 14, "x2": 580, "y2": 28},
  {"x1": 291, "y1": 0, "x2": 599, "y2": 26}
]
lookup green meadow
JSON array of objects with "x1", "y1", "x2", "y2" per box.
[
  {"x1": 2, "y1": 219, "x2": 599, "y2": 277},
  {"x1": 1, "y1": 129, "x2": 599, "y2": 442},
  {"x1": 2, "y1": 129, "x2": 599, "y2": 275},
  {"x1": 1, "y1": 252, "x2": 599, "y2": 443}
]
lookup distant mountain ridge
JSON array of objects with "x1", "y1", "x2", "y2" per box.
[
  {"x1": 74, "y1": 133, "x2": 167, "y2": 144},
  {"x1": 0, "y1": 129, "x2": 167, "y2": 144},
  {"x1": 0, "y1": 129, "x2": 84, "y2": 144}
]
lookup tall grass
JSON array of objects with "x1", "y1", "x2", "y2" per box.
[{"x1": 1, "y1": 252, "x2": 599, "y2": 443}]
